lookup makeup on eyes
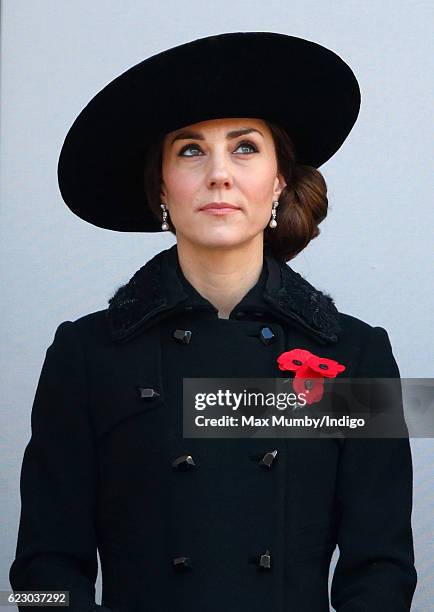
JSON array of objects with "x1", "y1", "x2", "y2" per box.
[{"x1": 177, "y1": 140, "x2": 259, "y2": 157}]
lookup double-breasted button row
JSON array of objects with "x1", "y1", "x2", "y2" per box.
[
  {"x1": 172, "y1": 549, "x2": 272, "y2": 571},
  {"x1": 171, "y1": 454, "x2": 196, "y2": 470},
  {"x1": 172, "y1": 556, "x2": 193, "y2": 571},
  {"x1": 258, "y1": 549, "x2": 272, "y2": 570},
  {"x1": 171, "y1": 451, "x2": 277, "y2": 574},
  {"x1": 137, "y1": 387, "x2": 160, "y2": 399},
  {"x1": 257, "y1": 449, "x2": 278, "y2": 468},
  {"x1": 172, "y1": 450, "x2": 278, "y2": 470},
  {"x1": 172, "y1": 326, "x2": 277, "y2": 345},
  {"x1": 258, "y1": 326, "x2": 276, "y2": 345},
  {"x1": 172, "y1": 329, "x2": 192, "y2": 344}
]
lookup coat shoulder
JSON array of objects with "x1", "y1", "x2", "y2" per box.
[
  {"x1": 334, "y1": 310, "x2": 390, "y2": 351},
  {"x1": 336, "y1": 311, "x2": 377, "y2": 337},
  {"x1": 333, "y1": 311, "x2": 398, "y2": 374},
  {"x1": 57, "y1": 308, "x2": 111, "y2": 348}
]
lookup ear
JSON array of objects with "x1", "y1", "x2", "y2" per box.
[
  {"x1": 273, "y1": 173, "x2": 287, "y2": 200},
  {"x1": 160, "y1": 181, "x2": 168, "y2": 203}
]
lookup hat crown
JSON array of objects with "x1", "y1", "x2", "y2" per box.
[{"x1": 58, "y1": 32, "x2": 360, "y2": 232}]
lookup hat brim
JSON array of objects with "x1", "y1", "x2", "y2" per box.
[{"x1": 57, "y1": 31, "x2": 361, "y2": 232}]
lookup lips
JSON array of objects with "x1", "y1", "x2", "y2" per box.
[{"x1": 200, "y1": 202, "x2": 240, "y2": 211}]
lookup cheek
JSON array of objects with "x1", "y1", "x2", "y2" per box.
[
  {"x1": 164, "y1": 167, "x2": 199, "y2": 206},
  {"x1": 243, "y1": 167, "x2": 276, "y2": 203}
]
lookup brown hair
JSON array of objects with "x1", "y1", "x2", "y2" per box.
[{"x1": 143, "y1": 120, "x2": 328, "y2": 262}]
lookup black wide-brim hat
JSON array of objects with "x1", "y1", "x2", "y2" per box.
[{"x1": 57, "y1": 31, "x2": 361, "y2": 232}]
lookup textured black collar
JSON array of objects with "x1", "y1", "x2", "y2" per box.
[{"x1": 106, "y1": 244, "x2": 341, "y2": 345}]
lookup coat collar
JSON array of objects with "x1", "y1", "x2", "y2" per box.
[{"x1": 106, "y1": 244, "x2": 341, "y2": 345}]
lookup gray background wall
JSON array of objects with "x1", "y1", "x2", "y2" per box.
[{"x1": 1, "y1": 1, "x2": 433, "y2": 609}]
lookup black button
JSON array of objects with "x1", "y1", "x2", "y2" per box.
[
  {"x1": 258, "y1": 549, "x2": 272, "y2": 570},
  {"x1": 258, "y1": 449, "x2": 278, "y2": 468},
  {"x1": 172, "y1": 454, "x2": 196, "y2": 470},
  {"x1": 235, "y1": 311, "x2": 246, "y2": 319},
  {"x1": 259, "y1": 326, "x2": 276, "y2": 345},
  {"x1": 137, "y1": 387, "x2": 160, "y2": 399},
  {"x1": 173, "y1": 329, "x2": 192, "y2": 344},
  {"x1": 172, "y1": 556, "x2": 192, "y2": 571}
]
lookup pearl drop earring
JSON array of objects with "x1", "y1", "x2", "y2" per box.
[
  {"x1": 269, "y1": 200, "x2": 279, "y2": 228},
  {"x1": 160, "y1": 203, "x2": 170, "y2": 231}
]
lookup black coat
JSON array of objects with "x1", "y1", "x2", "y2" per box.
[{"x1": 9, "y1": 244, "x2": 417, "y2": 611}]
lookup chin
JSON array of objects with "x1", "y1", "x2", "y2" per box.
[{"x1": 182, "y1": 228, "x2": 258, "y2": 251}]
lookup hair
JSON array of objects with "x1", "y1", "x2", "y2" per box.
[{"x1": 143, "y1": 119, "x2": 328, "y2": 262}]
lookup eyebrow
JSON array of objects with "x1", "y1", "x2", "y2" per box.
[{"x1": 170, "y1": 127, "x2": 264, "y2": 145}]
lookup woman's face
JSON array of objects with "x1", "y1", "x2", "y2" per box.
[{"x1": 160, "y1": 117, "x2": 286, "y2": 249}]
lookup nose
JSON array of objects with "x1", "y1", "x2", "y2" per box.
[{"x1": 206, "y1": 152, "x2": 234, "y2": 190}]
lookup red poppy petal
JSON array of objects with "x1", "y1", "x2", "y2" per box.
[
  {"x1": 305, "y1": 355, "x2": 346, "y2": 378},
  {"x1": 294, "y1": 365, "x2": 324, "y2": 379},
  {"x1": 292, "y1": 378, "x2": 324, "y2": 404},
  {"x1": 292, "y1": 369, "x2": 325, "y2": 404},
  {"x1": 276, "y1": 348, "x2": 313, "y2": 371}
]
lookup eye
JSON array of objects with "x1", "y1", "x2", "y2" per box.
[
  {"x1": 178, "y1": 144, "x2": 203, "y2": 157},
  {"x1": 235, "y1": 140, "x2": 259, "y2": 154},
  {"x1": 178, "y1": 140, "x2": 258, "y2": 157}
]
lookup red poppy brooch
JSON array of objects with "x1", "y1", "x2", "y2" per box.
[{"x1": 276, "y1": 349, "x2": 346, "y2": 405}]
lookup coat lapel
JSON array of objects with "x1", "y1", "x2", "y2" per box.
[{"x1": 106, "y1": 244, "x2": 341, "y2": 345}]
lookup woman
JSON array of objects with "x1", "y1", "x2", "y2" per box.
[{"x1": 9, "y1": 32, "x2": 417, "y2": 611}]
